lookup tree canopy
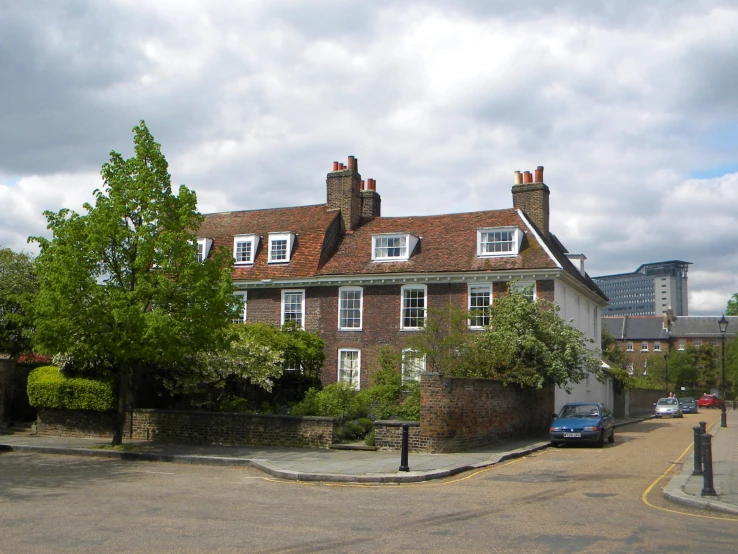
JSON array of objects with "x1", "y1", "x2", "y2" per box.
[
  {"x1": 405, "y1": 285, "x2": 603, "y2": 391},
  {"x1": 0, "y1": 248, "x2": 38, "y2": 358},
  {"x1": 726, "y1": 293, "x2": 738, "y2": 316},
  {"x1": 31, "y1": 121, "x2": 237, "y2": 443}
]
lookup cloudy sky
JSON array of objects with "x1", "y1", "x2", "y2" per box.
[{"x1": 2, "y1": 0, "x2": 737, "y2": 315}]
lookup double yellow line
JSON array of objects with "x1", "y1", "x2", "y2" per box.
[{"x1": 641, "y1": 418, "x2": 738, "y2": 521}]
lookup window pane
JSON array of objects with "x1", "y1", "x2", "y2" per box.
[
  {"x1": 235, "y1": 240, "x2": 252, "y2": 263},
  {"x1": 375, "y1": 236, "x2": 407, "y2": 258},
  {"x1": 232, "y1": 293, "x2": 247, "y2": 324},
  {"x1": 481, "y1": 230, "x2": 514, "y2": 253},
  {"x1": 283, "y1": 292, "x2": 303, "y2": 327},
  {"x1": 338, "y1": 350, "x2": 360, "y2": 390},
  {"x1": 468, "y1": 286, "x2": 491, "y2": 327},
  {"x1": 339, "y1": 289, "x2": 362, "y2": 329},
  {"x1": 403, "y1": 287, "x2": 426, "y2": 328},
  {"x1": 271, "y1": 239, "x2": 288, "y2": 261},
  {"x1": 402, "y1": 350, "x2": 426, "y2": 382}
]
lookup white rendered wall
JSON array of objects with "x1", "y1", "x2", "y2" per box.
[{"x1": 553, "y1": 279, "x2": 610, "y2": 412}]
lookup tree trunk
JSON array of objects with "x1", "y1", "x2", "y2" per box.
[{"x1": 112, "y1": 366, "x2": 131, "y2": 446}]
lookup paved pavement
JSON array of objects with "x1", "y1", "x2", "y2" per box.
[
  {"x1": 0, "y1": 417, "x2": 645, "y2": 484},
  {"x1": 663, "y1": 408, "x2": 738, "y2": 515}
]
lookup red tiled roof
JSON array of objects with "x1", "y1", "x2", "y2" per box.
[
  {"x1": 318, "y1": 209, "x2": 557, "y2": 275},
  {"x1": 198, "y1": 204, "x2": 340, "y2": 280},
  {"x1": 198, "y1": 203, "x2": 605, "y2": 301}
]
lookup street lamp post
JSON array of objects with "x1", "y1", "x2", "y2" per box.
[
  {"x1": 664, "y1": 352, "x2": 669, "y2": 397},
  {"x1": 718, "y1": 314, "x2": 729, "y2": 428}
]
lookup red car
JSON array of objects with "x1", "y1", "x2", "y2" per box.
[{"x1": 697, "y1": 394, "x2": 722, "y2": 409}]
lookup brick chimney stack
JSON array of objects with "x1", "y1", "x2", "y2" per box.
[
  {"x1": 512, "y1": 165, "x2": 550, "y2": 236},
  {"x1": 327, "y1": 156, "x2": 380, "y2": 231}
]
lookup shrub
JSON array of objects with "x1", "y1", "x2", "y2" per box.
[
  {"x1": 291, "y1": 382, "x2": 364, "y2": 420},
  {"x1": 27, "y1": 365, "x2": 116, "y2": 412},
  {"x1": 365, "y1": 428, "x2": 375, "y2": 447}
]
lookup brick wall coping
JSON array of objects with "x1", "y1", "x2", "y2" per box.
[
  {"x1": 374, "y1": 420, "x2": 419, "y2": 427},
  {"x1": 134, "y1": 408, "x2": 335, "y2": 423}
]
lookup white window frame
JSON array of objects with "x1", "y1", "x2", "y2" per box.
[
  {"x1": 654, "y1": 341, "x2": 661, "y2": 352},
  {"x1": 641, "y1": 342, "x2": 649, "y2": 352},
  {"x1": 268, "y1": 232, "x2": 296, "y2": 264},
  {"x1": 626, "y1": 341, "x2": 634, "y2": 352},
  {"x1": 511, "y1": 280, "x2": 536, "y2": 302},
  {"x1": 467, "y1": 284, "x2": 492, "y2": 329},
  {"x1": 232, "y1": 291, "x2": 247, "y2": 324},
  {"x1": 400, "y1": 284, "x2": 427, "y2": 330},
  {"x1": 477, "y1": 227, "x2": 523, "y2": 257},
  {"x1": 338, "y1": 286, "x2": 363, "y2": 331},
  {"x1": 233, "y1": 234, "x2": 259, "y2": 265},
  {"x1": 402, "y1": 349, "x2": 426, "y2": 383},
  {"x1": 281, "y1": 289, "x2": 305, "y2": 329},
  {"x1": 694, "y1": 339, "x2": 702, "y2": 347},
  {"x1": 197, "y1": 238, "x2": 213, "y2": 263},
  {"x1": 371, "y1": 233, "x2": 419, "y2": 262},
  {"x1": 710, "y1": 339, "x2": 718, "y2": 347},
  {"x1": 678, "y1": 339, "x2": 686, "y2": 351},
  {"x1": 337, "y1": 348, "x2": 361, "y2": 390}
]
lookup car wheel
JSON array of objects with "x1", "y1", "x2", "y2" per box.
[
  {"x1": 608, "y1": 429, "x2": 615, "y2": 443},
  {"x1": 597, "y1": 431, "x2": 605, "y2": 448}
]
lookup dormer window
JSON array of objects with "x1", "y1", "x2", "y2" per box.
[
  {"x1": 197, "y1": 238, "x2": 213, "y2": 263},
  {"x1": 477, "y1": 227, "x2": 523, "y2": 257},
  {"x1": 268, "y1": 233, "x2": 296, "y2": 264},
  {"x1": 233, "y1": 234, "x2": 259, "y2": 265},
  {"x1": 372, "y1": 233, "x2": 419, "y2": 262}
]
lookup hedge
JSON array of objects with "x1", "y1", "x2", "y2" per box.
[{"x1": 27, "y1": 366, "x2": 117, "y2": 412}]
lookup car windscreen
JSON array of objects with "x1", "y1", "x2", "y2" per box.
[
  {"x1": 657, "y1": 399, "x2": 678, "y2": 405},
  {"x1": 559, "y1": 405, "x2": 600, "y2": 418}
]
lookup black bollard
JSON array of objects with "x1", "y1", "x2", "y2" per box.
[
  {"x1": 700, "y1": 433, "x2": 717, "y2": 496},
  {"x1": 692, "y1": 426, "x2": 703, "y2": 476},
  {"x1": 699, "y1": 421, "x2": 707, "y2": 435},
  {"x1": 399, "y1": 423, "x2": 410, "y2": 472}
]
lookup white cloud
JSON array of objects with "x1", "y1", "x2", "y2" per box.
[{"x1": 1, "y1": 0, "x2": 738, "y2": 314}]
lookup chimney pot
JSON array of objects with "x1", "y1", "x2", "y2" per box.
[
  {"x1": 332, "y1": 161, "x2": 339, "y2": 171},
  {"x1": 523, "y1": 171, "x2": 533, "y2": 184},
  {"x1": 361, "y1": 180, "x2": 365, "y2": 190},
  {"x1": 347, "y1": 156, "x2": 357, "y2": 171},
  {"x1": 339, "y1": 163, "x2": 345, "y2": 170},
  {"x1": 367, "y1": 178, "x2": 376, "y2": 191},
  {"x1": 514, "y1": 171, "x2": 522, "y2": 185},
  {"x1": 534, "y1": 166, "x2": 544, "y2": 183}
]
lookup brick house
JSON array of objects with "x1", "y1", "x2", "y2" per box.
[
  {"x1": 603, "y1": 312, "x2": 737, "y2": 376},
  {"x1": 198, "y1": 157, "x2": 609, "y2": 408}
]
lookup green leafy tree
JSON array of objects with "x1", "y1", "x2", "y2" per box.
[
  {"x1": 407, "y1": 285, "x2": 602, "y2": 391},
  {"x1": 467, "y1": 287, "x2": 602, "y2": 390},
  {"x1": 726, "y1": 293, "x2": 738, "y2": 316},
  {"x1": 161, "y1": 324, "x2": 285, "y2": 409},
  {"x1": 0, "y1": 248, "x2": 38, "y2": 357},
  {"x1": 403, "y1": 305, "x2": 474, "y2": 373},
  {"x1": 31, "y1": 121, "x2": 237, "y2": 445}
]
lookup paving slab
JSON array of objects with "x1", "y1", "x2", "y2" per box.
[
  {"x1": 663, "y1": 409, "x2": 738, "y2": 515},
  {"x1": 0, "y1": 416, "x2": 649, "y2": 483}
]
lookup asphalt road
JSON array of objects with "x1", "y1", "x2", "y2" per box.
[{"x1": 1, "y1": 410, "x2": 736, "y2": 553}]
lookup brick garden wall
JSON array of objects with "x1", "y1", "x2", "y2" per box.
[
  {"x1": 36, "y1": 408, "x2": 117, "y2": 438},
  {"x1": 373, "y1": 420, "x2": 427, "y2": 451},
  {"x1": 36, "y1": 408, "x2": 335, "y2": 448},
  {"x1": 375, "y1": 373, "x2": 554, "y2": 453},
  {"x1": 627, "y1": 388, "x2": 664, "y2": 417}
]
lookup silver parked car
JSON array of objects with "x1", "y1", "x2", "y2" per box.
[{"x1": 654, "y1": 397, "x2": 683, "y2": 418}]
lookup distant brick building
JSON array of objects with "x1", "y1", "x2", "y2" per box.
[
  {"x1": 198, "y1": 157, "x2": 608, "y2": 406},
  {"x1": 602, "y1": 311, "x2": 737, "y2": 375}
]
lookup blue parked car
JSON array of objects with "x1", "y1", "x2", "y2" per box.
[{"x1": 550, "y1": 402, "x2": 615, "y2": 447}]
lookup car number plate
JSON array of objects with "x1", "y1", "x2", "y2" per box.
[{"x1": 563, "y1": 432, "x2": 581, "y2": 438}]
